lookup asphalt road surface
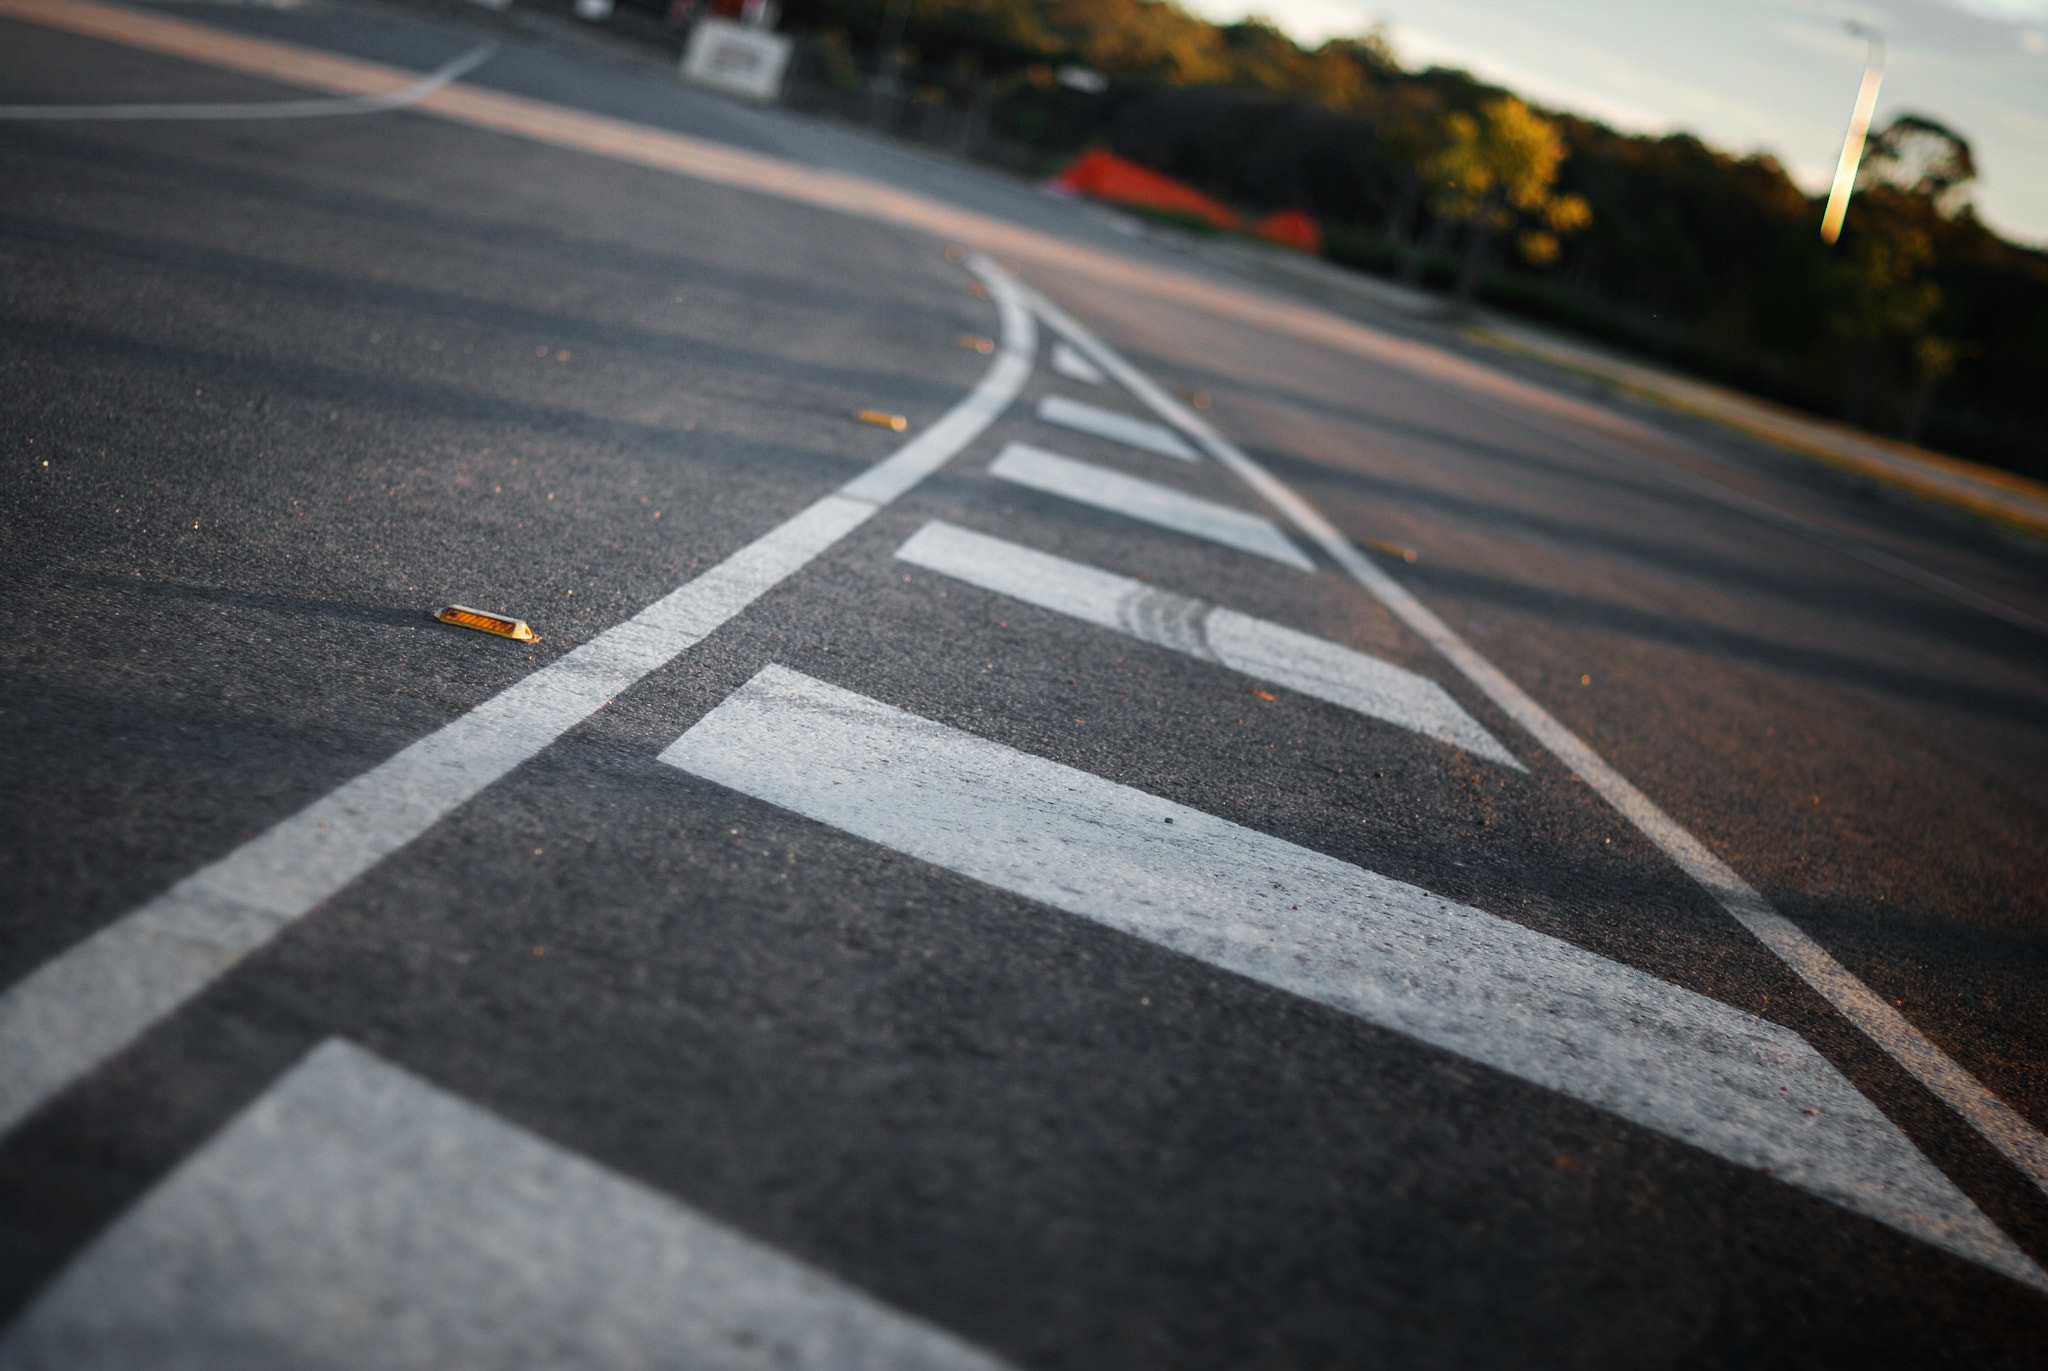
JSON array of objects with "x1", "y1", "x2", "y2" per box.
[{"x1": 4, "y1": 2, "x2": 2048, "y2": 1366}]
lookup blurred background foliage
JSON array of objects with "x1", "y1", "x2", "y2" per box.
[{"x1": 763, "y1": 0, "x2": 2047, "y2": 474}]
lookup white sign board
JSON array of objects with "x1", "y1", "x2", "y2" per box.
[{"x1": 681, "y1": 20, "x2": 793, "y2": 102}]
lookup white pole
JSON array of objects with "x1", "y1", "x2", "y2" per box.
[{"x1": 1820, "y1": 23, "x2": 1885, "y2": 245}]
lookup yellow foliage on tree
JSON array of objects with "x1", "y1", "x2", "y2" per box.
[{"x1": 1424, "y1": 96, "x2": 1590, "y2": 302}]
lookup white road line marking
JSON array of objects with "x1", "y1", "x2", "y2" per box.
[
  {"x1": 1049, "y1": 341, "x2": 1106, "y2": 386},
  {"x1": 1019, "y1": 288, "x2": 2048, "y2": 1206},
  {"x1": 1035, "y1": 395, "x2": 1199, "y2": 462},
  {"x1": 988, "y1": 443, "x2": 1313, "y2": 572},
  {"x1": 660, "y1": 665, "x2": 2045, "y2": 1290},
  {"x1": 0, "y1": 1039, "x2": 1012, "y2": 1371},
  {"x1": 0, "y1": 260, "x2": 1035, "y2": 1142},
  {"x1": 0, "y1": 41, "x2": 495, "y2": 120},
  {"x1": 895, "y1": 521, "x2": 1520, "y2": 767}
]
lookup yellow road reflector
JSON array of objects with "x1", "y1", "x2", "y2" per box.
[
  {"x1": 1173, "y1": 387, "x2": 1211, "y2": 410},
  {"x1": 857, "y1": 410, "x2": 909, "y2": 432},
  {"x1": 435, "y1": 604, "x2": 537, "y2": 642},
  {"x1": 1367, "y1": 539, "x2": 1417, "y2": 563},
  {"x1": 956, "y1": 334, "x2": 995, "y2": 354}
]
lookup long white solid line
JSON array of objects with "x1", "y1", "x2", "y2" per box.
[
  {"x1": 895, "y1": 520, "x2": 1520, "y2": 767},
  {"x1": 0, "y1": 1038, "x2": 1012, "y2": 1370},
  {"x1": 988, "y1": 442, "x2": 1314, "y2": 572},
  {"x1": 1049, "y1": 341, "x2": 1106, "y2": 385},
  {"x1": 0, "y1": 259, "x2": 1035, "y2": 1141},
  {"x1": 661, "y1": 665, "x2": 2044, "y2": 1289},
  {"x1": 1035, "y1": 394, "x2": 1199, "y2": 462},
  {"x1": 0, "y1": 41, "x2": 495, "y2": 120},
  {"x1": 1020, "y1": 286, "x2": 2048, "y2": 1201}
]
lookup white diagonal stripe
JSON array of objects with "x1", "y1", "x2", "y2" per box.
[
  {"x1": 0, "y1": 1039, "x2": 1011, "y2": 1371},
  {"x1": 1036, "y1": 395, "x2": 1198, "y2": 462},
  {"x1": 1049, "y1": 342, "x2": 1106, "y2": 386},
  {"x1": 658, "y1": 665, "x2": 2046, "y2": 1291},
  {"x1": 894, "y1": 521, "x2": 1519, "y2": 767},
  {"x1": 988, "y1": 443, "x2": 1312, "y2": 571}
]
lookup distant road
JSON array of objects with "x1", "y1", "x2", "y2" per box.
[{"x1": 3, "y1": 2, "x2": 2047, "y2": 1365}]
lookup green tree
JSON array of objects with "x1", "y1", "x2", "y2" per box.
[
  {"x1": 1372, "y1": 82, "x2": 1442, "y2": 283},
  {"x1": 1859, "y1": 113, "x2": 1975, "y2": 212},
  {"x1": 1424, "y1": 96, "x2": 1590, "y2": 307},
  {"x1": 1829, "y1": 114, "x2": 1975, "y2": 428}
]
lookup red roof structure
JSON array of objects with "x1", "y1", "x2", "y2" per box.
[
  {"x1": 1252, "y1": 208, "x2": 1322, "y2": 255},
  {"x1": 1048, "y1": 150, "x2": 1241, "y2": 231}
]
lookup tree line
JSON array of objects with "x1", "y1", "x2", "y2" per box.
[{"x1": 776, "y1": 0, "x2": 2048, "y2": 477}]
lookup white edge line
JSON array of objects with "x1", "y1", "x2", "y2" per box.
[
  {"x1": 0, "y1": 42, "x2": 496, "y2": 121},
  {"x1": 1015, "y1": 281, "x2": 2048, "y2": 1207},
  {"x1": 0, "y1": 255, "x2": 1035, "y2": 1140}
]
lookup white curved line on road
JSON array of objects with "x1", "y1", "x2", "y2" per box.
[
  {"x1": 0, "y1": 257, "x2": 1036, "y2": 1141},
  {"x1": 1022, "y1": 286, "x2": 2048, "y2": 1215},
  {"x1": 0, "y1": 41, "x2": 494, "y2": 120}
]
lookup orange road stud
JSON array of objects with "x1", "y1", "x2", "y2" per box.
[
  {"x1": 1367, "y1": 539, "x2": 1417, "y2": 563},
  {"x1": 857, "y1": 410, "x2": 909, "y2": 432},
  {"x1": 435, "y1": 604, "x2": 537, "y2": 642},
  {"x1": 956, "y1": 335, "x2": 995, "y2": 354}
]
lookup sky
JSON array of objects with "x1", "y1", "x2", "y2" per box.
[{"x1": 1175, "y1": 0, "x2": 2048, "y2": 245}]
